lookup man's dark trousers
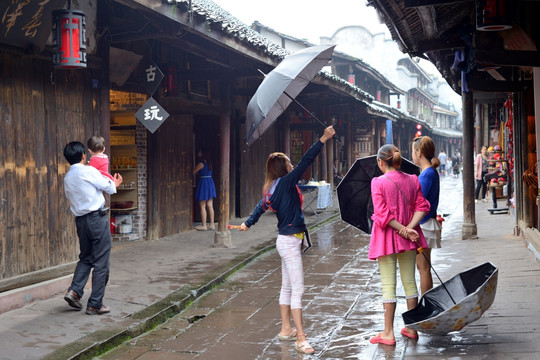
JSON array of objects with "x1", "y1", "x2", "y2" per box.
[{"x1": 69, "y1": 211, "x2": 111, "y2": 309}]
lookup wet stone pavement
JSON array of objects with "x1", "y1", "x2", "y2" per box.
[{"x1": 97, "y1": 176, "x2": 540, "y2": 360}]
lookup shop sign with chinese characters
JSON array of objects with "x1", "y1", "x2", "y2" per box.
[
  {"x1": 143, "y1": 63, "x2": 164, "y2": 96},
  {"x1": 136, "y1": 62, "x2": 169, "y2": 133},
  {"x1": 135, "y1": 97, "x2": 170, "y2": 134}
]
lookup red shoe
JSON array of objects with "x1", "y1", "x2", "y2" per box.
[
  {"x1": 401, "y1": 327, "x2": 419, "y2": 339},
  {"x1": 369, "y1": 333, "x2": 396, "y2": 346}
]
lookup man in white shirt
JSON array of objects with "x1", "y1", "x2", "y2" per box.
[
  {"x1": 63, "y1": 141, "x2": 122, "y2": 315},
  {"x1": 438, "y1": 150, "x2": 447, "y2": 177}
]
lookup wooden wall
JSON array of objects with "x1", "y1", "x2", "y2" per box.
[
  {"x1": 0, "y1": 52, "x2": 103, "y2": 281},
  {"x1": 239, "y1": 125, "x2": 281, "y2": 217},
  {"x1": 147, "y1": 114, "x2": 194, "y2": 240}
]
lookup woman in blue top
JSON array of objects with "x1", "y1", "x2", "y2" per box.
[
  {"x1": 412, "y1": 136, "x2": 441, "y2": 295},
  {"x1": 193, "y1": 148, "x2": 217, "y2": 231},
  {"x1": 239, "y1": 126, "x2": 335, "y2": 354}
]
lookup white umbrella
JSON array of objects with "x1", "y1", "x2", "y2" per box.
[{"x1": 246, "y1": 44, "x2": 336, "y2": 146}]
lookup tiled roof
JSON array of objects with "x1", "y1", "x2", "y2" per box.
[
  {"x1": 167, "y1": 0, "x2": 289, "y2": 58},
  {"x1": 166, "y1": 0, "x2": 455, "y2": 127},
  {"x1": 167, "y1": 0, "x2": 374, "y2": 101}
]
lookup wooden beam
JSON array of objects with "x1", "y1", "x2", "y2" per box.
[
  {"x1": 404, "y1": 0, "x2": 471, "y2": 7},
  {"x1": 416, "y1": 37, "x2": 465, "y2": 52},
  {"x1": 468, "y1": 76, "x2": 532, "y2": 92},
  {"x1": 476, "y1": 49, "x2": 540, "y2": 67}
]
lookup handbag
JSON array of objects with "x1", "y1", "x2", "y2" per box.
[{"x1": 301, "y1": 229, "x2": 312, "y2": 253}]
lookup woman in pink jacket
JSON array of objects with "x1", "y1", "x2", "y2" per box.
[{"x1": 369, "y1": 144, "x2": 430, "y2": 346}]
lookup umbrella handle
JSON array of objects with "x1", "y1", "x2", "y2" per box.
[
  {"x1": 283, "y1": 92, "x2": 341, "y2": 144},
  {"x1": 417, "y1": 247, "x2": 457, "y2": 305},
  {"x1": 257, "y1": 69, "x2": 340, "y2": 144}
]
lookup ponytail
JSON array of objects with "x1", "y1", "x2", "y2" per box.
[
  {"x1": 413, "y1": 136, "x2": 439, "y2": 169},
  {"x1": 377, "y1": 144, "x2": 402, "y2": 169}
]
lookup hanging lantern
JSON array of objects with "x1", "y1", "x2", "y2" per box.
[
  {"x1": 52, "y1": 9, "x2": 87, "y2": 69},
  {"x1": 416, "y1": 124, "x2": 422, "y2": 130},
  {"x1": 397, "y1": 100, "x2": 401, "y2": 109},
  {"x1": 415, "y1": 130, "x2": 422, "y2": 138},
  {"x1": 164, "y1": 63, "x2": 179, "y2": 97},
  {"x1": 476, "y1": 0, "x2": 512, "y2": 31}
]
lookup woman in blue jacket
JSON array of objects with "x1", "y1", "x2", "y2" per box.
[
  {"x1": 412, "y1": 136, "x2": 441, "y2": 295},
  {"x1": 239, "y1": 126, "x2": 335, "y2": 354}
]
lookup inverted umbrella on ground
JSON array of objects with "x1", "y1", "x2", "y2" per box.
[
  {"x1": 336, "y1": 155, "x2": 420, "y2": 234},
  {"x1": 402, "y1": 262, "x2": 498, "y2": 335},
  {"x1": 246, "y1": 44, "x2": 336, "y2": 146}
]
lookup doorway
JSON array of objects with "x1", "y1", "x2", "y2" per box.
[{"x1": 193, "y1": 115, "x2": 220, "y2": 223}]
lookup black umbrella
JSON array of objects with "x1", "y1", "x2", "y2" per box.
[
  {"x1": 402, "y1": 262, "x2": 498, "y2": 335},
  {"x1": 336, "y1": 155, "x2": 420, "y2": 234}
]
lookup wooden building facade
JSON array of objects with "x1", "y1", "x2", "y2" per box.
[
  {"x1": 0, "y1": 0, "x2": 380, "y2": 290},
  {"x1": 367, "y1": 0, "x2": 540, "y2": 248}
]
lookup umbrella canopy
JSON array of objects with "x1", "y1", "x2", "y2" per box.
[
  {"x1": 246, "y1": 44, "x2": 336, "y2": 146},
  {"x1": 336, "y1": 155, "x2": 420, "y2": 234},
  {"x1": 402, "y1": 262, "x2": 498, "y2": 335}
]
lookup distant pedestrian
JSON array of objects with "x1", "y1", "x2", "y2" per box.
[
  {"x1": 455, "y1": 150, "x2": 462, "y2": 164},
  {"x1": 63, "y1": 141, "x2": 122, "y2": 315},
  {"x1": 239, "y1": 126, "x2": 336, "y2": 354},
  {"x1": 451, "y1": 152, "x2": 461, "y2": 177},
  {"x1": 193, "y1": 148, "x2": 217, "y2": 231},
  {"x1": 437, "y1": 150, "x2": 447, "y2": 176},
  {"x1": 474, "y1": 146, "x2": 489, "y2": 203},
  {"x1": 412, "y1": 136, "x2": 441, "y2": 295},
  {"x1": 368, "y1": 144, "x2": 430, "y2": 345},
  {"x1": 87, "y1": 135, "x2": 114, "y2": 181}
]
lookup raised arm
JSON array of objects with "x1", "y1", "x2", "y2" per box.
[{"x1": 284, "y1": 126, "x2": 335, "y2": 185}]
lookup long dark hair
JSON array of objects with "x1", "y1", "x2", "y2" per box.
[
  {"x1": 198, "y1": 148, "x2": 212, "y2": 170},
  {"x1": 263, "y1": 152, "x2": 289, "y2": 194}
]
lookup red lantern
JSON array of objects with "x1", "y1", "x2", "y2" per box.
[
  {"x1": 476, "y1": 0, "x2": 512, "y2": 31},
  {"x1": 416, "y1": 131, "x2": 422, "y2": 137},
  {"x1": 165, "y1": 63, "x2": 179, "y2": 97},
  {"x1": 52, "y1": 9, "x2": 87, "y2": 69},
  {"x1": 416, "y1": 124, "x2": 422, "y2": 130}
]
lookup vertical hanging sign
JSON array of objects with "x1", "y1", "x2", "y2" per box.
[
  {"x1": 137, "y1": 63, "x2": 169, "y2": 133},
  {"x1": 143, "y1": 63, "x2": 163, "y2": 96}
]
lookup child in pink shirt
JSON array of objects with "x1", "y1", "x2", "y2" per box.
[{"x1": 87, "y1": 136, "x2": 114, "y2": 181}]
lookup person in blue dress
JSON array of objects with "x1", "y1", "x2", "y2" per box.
[
  {"x1": 193, "y1": 148, "x2": 217, "y2": 231},
  {"x1": 412, "y1": 136, "x2": 441, "y2": 295}
]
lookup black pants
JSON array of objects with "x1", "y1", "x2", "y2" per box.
[
  {"x1": 69, "y1": 211, "x2": 111, "y2": 308},
  {"x1": 475, "y1": 178, "x2": 487, "y2": 200}
]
